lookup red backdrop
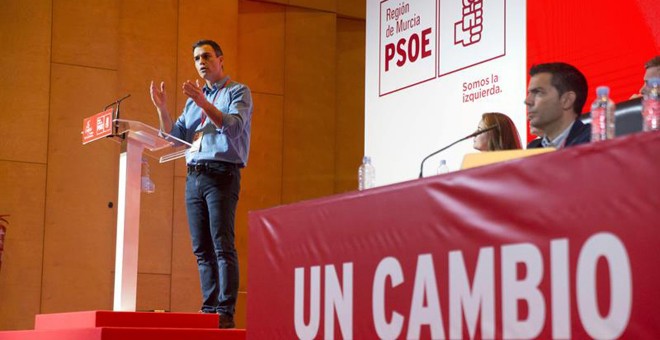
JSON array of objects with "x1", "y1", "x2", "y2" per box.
[{"x1": 526, "y1": 0, "x2": 660, "y2": 141}]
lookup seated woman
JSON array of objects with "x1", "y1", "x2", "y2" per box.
[{"x1": 473, "y1": 112, "x2": 522, "y2": 151}]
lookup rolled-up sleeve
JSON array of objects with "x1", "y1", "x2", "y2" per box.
[
  {"x1": 170, "y1": 113, "x2": 188, "y2": 141},
  {"x1": 222, "y1": 84, "x2": 253, "y2": 138}
]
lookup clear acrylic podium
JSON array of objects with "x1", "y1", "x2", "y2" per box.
[{"x1": 109, "y1": 119, "x2": 191, "y2": 311}]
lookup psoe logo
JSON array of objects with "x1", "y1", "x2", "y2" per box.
[
  {"x1": 378, "y1": 0, "x2": 437, "y2": 96},
  {"x1": 454, "y1": 0, "x2": 483, "y2": 47},
  {"x1": 439, "y1": 0, "x2": 505, "y2": 77}
]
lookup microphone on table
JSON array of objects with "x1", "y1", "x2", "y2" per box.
[{"x1": 418, "y1": 125, "x2": 497, "y2": 178}]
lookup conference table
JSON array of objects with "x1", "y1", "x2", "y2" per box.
[{"x1": 248, "y1": 131, "x2": 660, "y2": 339}]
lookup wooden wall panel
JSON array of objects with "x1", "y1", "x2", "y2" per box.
[
  {"x1": 289, "y1": 0, "x2": 336, "y2": 13},
  {"x1": 0, "y1": 162, "x2": 47, "y2": 330},
  {"x1": 235, "y1": 93, "x2": 284, "y2": 289},
  {"x1": 0, "y1": 0, "x2": 366, "y2": 331},
  {"x1": 118, "y1": 0, "x2": 178, "y2": 277},
  {"x1": 52, "y1": 0, "x2": 119, "y2": 70},
  {"x1": 174, "y1": 0, "x2": 240, "y2": 178},
  {"x1": 253, "y1": 0, "x2": 288, "y2": 5},
  {"x1": 235, "y1": 291, "x2": 247, "y2": 328},
  {"x1": 136, "y1": 273, "x2": 171, "y2": 311},
  {"x1": 338, "y1": 0, "x2": 366, "y2": 19},
  {"x1": 177, "y1": 0, "x2": 239, "y2": 113},
  {"x1": 137, "y1": 162, "x2": 175, "y2": 274},
  {"x1": 282, "y1": 8, "x2": 337, "y2": 203},
  {"x1": 0, "y1": 0, "x2": 51, "y2": 164},
  {"x1": 41, "y1": 64, "x2": 119, "y2": 313},
  {"x1": 237, "y1": 0, "x2": 286, "y2": 293},
  {"x1": 238, "y1": 0, "x2": 286, "y2": 95},
  {"x1": 335, "y1": 18, "x2": 365, "y2": 193},
  {"x1": 118, "y1": 0, "x2": 178, "y2": 125},
  {"x1": 170, "y1": 176, "x2": 200, "y2": 312}
]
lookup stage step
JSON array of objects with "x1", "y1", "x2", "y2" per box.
[
  {"x1": 35, "y1": 310, "x2": 218, "y2": 330},
  {"x1": 0, "y1": 327, "x2": 245, "y2": 340},
  {"x1": 0, "y1": 311, "x2": 245, "y2": 340}
]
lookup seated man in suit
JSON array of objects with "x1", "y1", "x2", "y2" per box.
[
  {"x1": 527, "y1": 125, "x2": 544, "y2": 147},
  {"x1": 631, "y1": 56, "x2": 660, "y2": 99},
  {"x1": 525, "y1": 62, "x2": 590, "y2": 149}
]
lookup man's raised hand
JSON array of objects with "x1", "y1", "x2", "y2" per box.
[{"x1": 150, "y1": 81, "x2": 168, "y2": 110}]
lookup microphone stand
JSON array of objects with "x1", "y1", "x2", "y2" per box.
[
  {"x1": 103, "y1": 94, "x2": 131, "y2": 138},
  {"x1": 418, "y1": 125, "x2": 497, "y2": 178}
]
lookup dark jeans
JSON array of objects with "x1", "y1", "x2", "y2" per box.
[{"x1": 185, "y1": 163, "x2": 240, "y2": 316}]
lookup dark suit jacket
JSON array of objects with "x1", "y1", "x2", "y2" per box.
[{"x1": 527, "y1": 120, "x2": 591, "y2": 149}]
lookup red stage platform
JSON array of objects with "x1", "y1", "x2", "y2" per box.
[{"x1": 0, "y1": 311, "x2": 245, "y2": 340}]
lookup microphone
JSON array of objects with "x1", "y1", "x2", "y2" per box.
[
  {"x1": 418, "y1": 125, "x2": 498, "y2": 178},
  {"x1": 104, "y1": 94, "x2": 131, "y2": 110},
  {"x1": 103, "y1": 94, "x2": 131, "y2": 136},
  {"x1": 462, "y1": 125, "x2": 497, "y2": 139}
]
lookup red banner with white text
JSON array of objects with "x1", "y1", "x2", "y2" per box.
[{"x1": 248, "y1": 131, "x2": 660, "y2": 339}]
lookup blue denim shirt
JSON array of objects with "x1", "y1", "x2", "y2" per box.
[{"x1": 170, "y1": 76, "x2": 253, "y2": 166}]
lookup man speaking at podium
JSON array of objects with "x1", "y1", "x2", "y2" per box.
[{"x1": 149, "y1": 39, "x2": 253, "y2": 329}]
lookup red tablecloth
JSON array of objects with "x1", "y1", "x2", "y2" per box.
[{"x1": 249, "y1": 131, "x2": 660, "y2": 339}]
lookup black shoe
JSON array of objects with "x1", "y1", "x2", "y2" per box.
[{"x1": 218, "y1": 313, "x2": 235, "y2": 329}]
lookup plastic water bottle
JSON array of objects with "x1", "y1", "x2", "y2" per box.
[
  {"x1": 358, "y1": 156, "x2": 375, "y2": 191},
  {"x1": 642, "y1": 77, "x2": 660, "y2": 132},
  {"x1": 141, "y1": 157, "x2": 156, "y2": 194},
  {"x1": 590, "y1": 86, "x2": 616, "y2": 142},
  {"x1": 437, "y1": 159, "x2": 449, "y2": 175}
]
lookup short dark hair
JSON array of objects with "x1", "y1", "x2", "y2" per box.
[
  {"x1": 192, "y1": 39, "x2": 223, "y2": 57},
  {"x1": 645, "y1": 56, "x2": 660, "y2": 69},
  {"x1": 530, "y1": 62, "x2": 588, "y2": 115}
]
